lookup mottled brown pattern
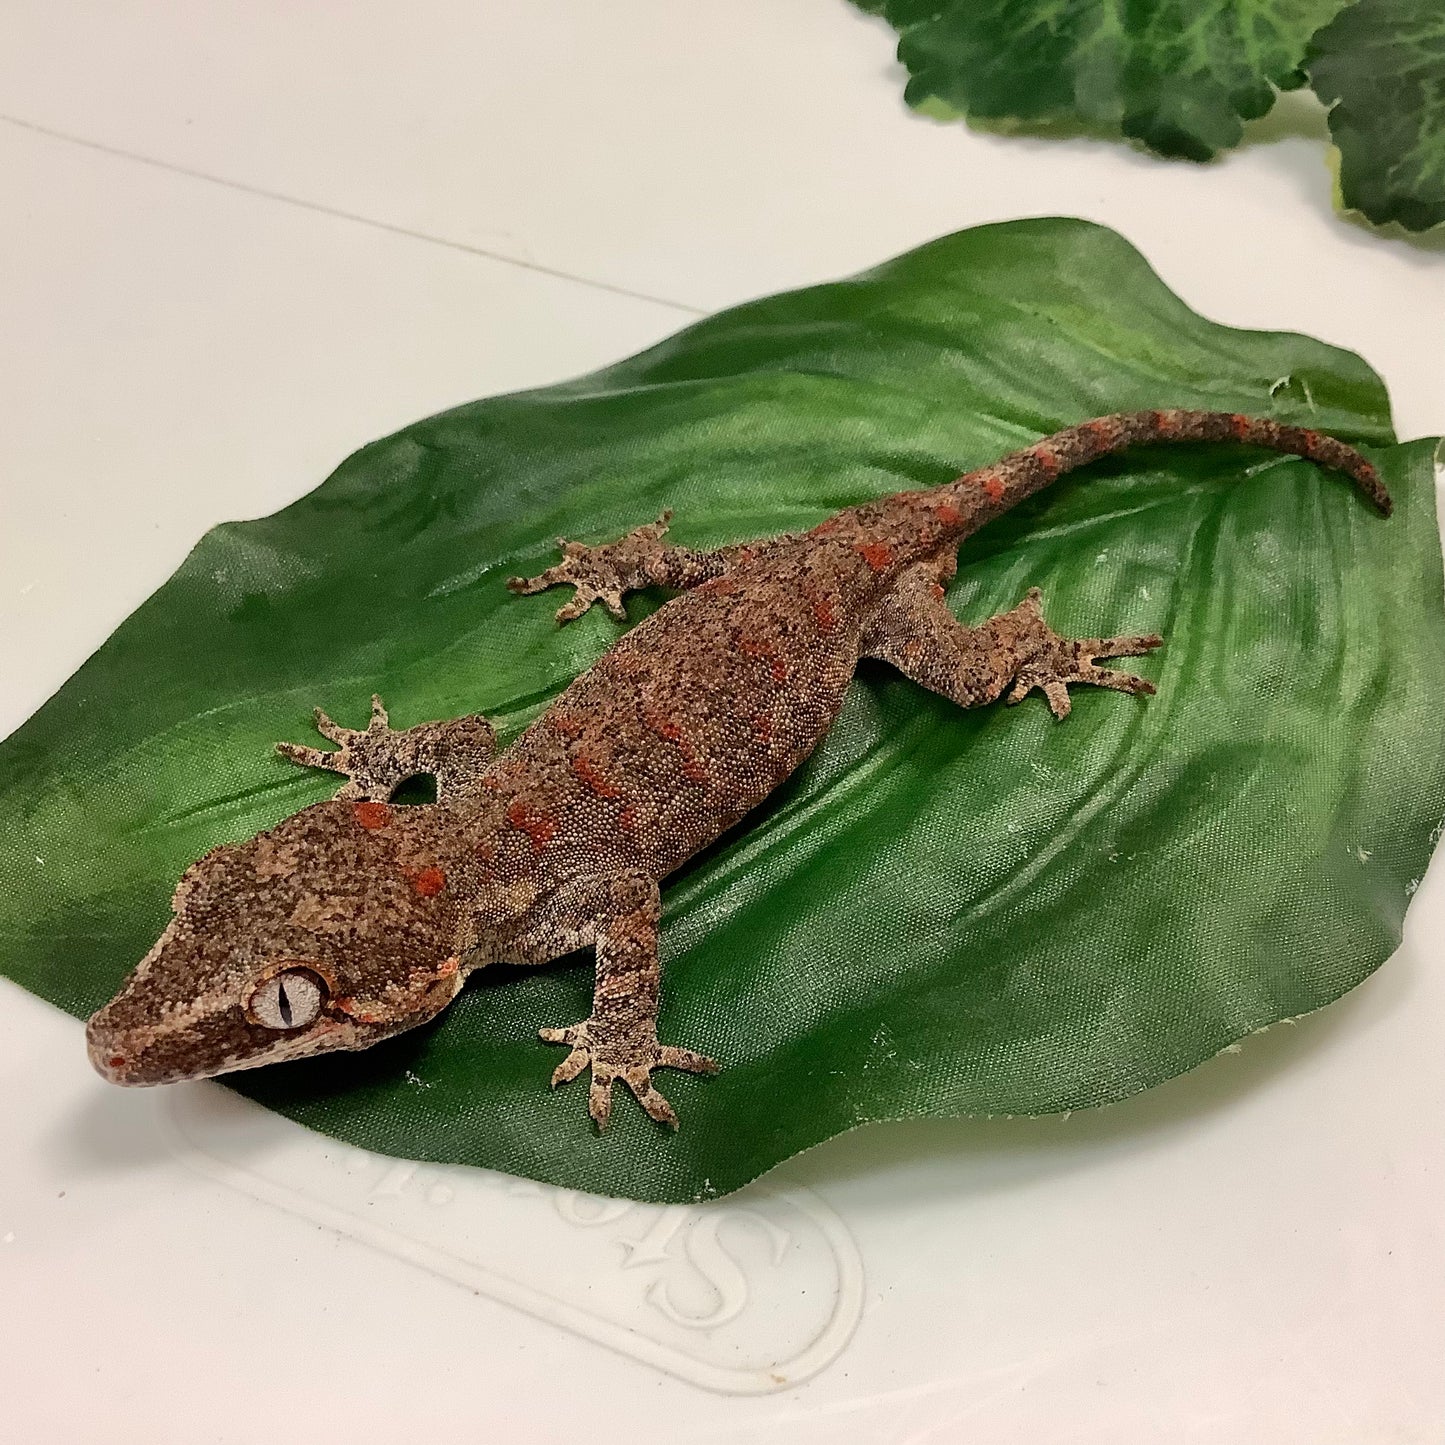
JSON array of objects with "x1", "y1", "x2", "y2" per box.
[{"x1": 87, "y1": 412, "x2": 1389, "y2": 1129}]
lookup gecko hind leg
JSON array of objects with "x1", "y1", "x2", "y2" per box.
[
  {"x1": 863, "y1": 564, "x2": 1161, "y2": 721},
  {"x1": 276, "y1": 694, "x2": 495, "y2": 803},
  {"x1": 507, "y1": 512, "x2": 736, "y2": 624}
]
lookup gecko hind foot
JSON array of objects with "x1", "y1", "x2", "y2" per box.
[
  {"x1": 540, "y1": 1017, "x2": 718, "y2": 1129},
  {"x1": 507, "y1": 512, "x2": 675, "y2": 624},
  {"x1": 1007, "y1": 589, "x2": 1163, "y2": 720},
  {"x1": 276, "y1": 694, "x2": 495, "y2": 803}
]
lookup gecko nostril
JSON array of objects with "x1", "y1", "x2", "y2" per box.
[{"x1": 108, "y1": 1055, "x2": 126, "y2": 1069}]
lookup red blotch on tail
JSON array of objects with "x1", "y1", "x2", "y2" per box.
[{"x1": 1030, "y1": 445, "x2": 1061, "y2": 480}]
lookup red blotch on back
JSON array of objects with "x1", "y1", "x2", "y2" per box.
[
  {"x1": 935, "y1": 502, "x2": 961, "y2": 525},
  {"x1": 618, "y1": 805, "x2": 638, "y2": 829},
  {"x1": 751, "y1": 712, "x2": 774, "y2": 743},
  {"x1": 809, "y1": 591, "x2": 838, "y2": 632},
  {"x1": 854, "y1": 541, "x2": 895, "y2": 572},
  {"x1": 1229, "y1": 412, "x2": 1252, "y2": 439},
  {"x1": 505, "y1": 800, "x2": 556, "y2": 852},
  {"x1": 571, "y1": 752, "x2": 622, "y2": 799},
  {"x1": 353, "y1": 801, "x2": 392, "y2": 830},
  {"x1": 643, "y1": 708, "x2": 710, "y2": 783},
  {"x1": 982, "y1": 476, "x2": 1007, "y2": 502},
  {"x1": 739, "y1": 636, "x2": 789, "y2": 682},
  {"x1": 549, "y1": 711, "x2": 584, "y2": 740}
]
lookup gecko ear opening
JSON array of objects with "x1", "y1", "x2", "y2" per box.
[{"x1": 388, "y1": 773, "x2": 438, "y2": 805}]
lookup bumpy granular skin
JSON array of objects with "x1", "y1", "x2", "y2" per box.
[{"x1": 86, "y1": 410, "x2": 1389, "y2": 1128}]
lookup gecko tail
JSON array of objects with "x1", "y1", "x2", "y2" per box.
[{"x1": 946, "y1": 409, "x2": 1392, "y2": 519}]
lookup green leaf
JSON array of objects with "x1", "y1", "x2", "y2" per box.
[
  {"x1": 853, "y1": 0, "x2": 1348, "y2": 159},
  {"x1": 1307, "y1": 0, "x2": 1445, "y2": 232},
  {"x1": 1, "y1": 219, "x2": 1440, "y2": 1204}
]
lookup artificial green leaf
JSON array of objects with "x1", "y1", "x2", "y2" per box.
[
  {"x1": 1307, "y1": 0, "x2": 1445, "y2": 232},
  {"x1": 853, "y1": 0, "x2": 1347, "y2": 160},
  {"x1": 1, "y1": 219, "x2": 1440, "y2": 1204}
]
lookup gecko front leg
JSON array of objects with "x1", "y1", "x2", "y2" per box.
[
  {"x1": 507, "y1": 512, "x2": 779, "y2": 624},
  {"x1": 524, "y1": 872, "x2": 717, "y2": 1128},
  {"x1": 276, "y1": 694, "x2": 495, "y2": 802}
]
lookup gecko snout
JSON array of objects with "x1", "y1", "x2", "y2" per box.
[{"x1": 85, "y1": 1009, "x2": 138, "y2": 1084}]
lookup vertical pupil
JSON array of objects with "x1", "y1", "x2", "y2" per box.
[{"x1": 277, "y1": 978, "x2": 293, "y2": 1027}]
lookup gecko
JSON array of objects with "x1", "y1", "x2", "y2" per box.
[{"x1": 85, "y1": 409, "x2": 1390, "y2": 1128}]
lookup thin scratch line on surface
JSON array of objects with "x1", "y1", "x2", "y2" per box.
[{"x1": 0, "y1": 112, "x2": 707, "y2": 317}]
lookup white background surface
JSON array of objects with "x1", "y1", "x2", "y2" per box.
[{"x1": 2, "y1": 3, "x2": 1443, "y2": 1441}]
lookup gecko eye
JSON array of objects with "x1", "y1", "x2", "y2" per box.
[{"x1": 248, "y1": 968, "x2": 326, "y2": 1031}]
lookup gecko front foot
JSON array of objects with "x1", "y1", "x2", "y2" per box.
[
  {"x1": 1006, "y1": 589, "x2": 1163, "y2": 720},
  {"x1": 540, "y1": 1017, "x2": 718, "y2": 1129},
  {"x1": 507, "y1": 513, "x2": 676, "y2": 623},
  {"x1": 276, "y1": 694, "x2": 495, "y2": 803}
]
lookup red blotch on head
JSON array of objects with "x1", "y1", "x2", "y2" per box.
[
  {"x1": 571, "y1": 752, "x2": 622, "y2": 799},
  {"x1": 618, "y1": 805, "x2": 638, "y2": 829},
  {"x1": 935, "y1": 502, "x2": 961, "y2": 526},
  {"x1": 854, "y1": 541, "x2": 895, "y2": 572},
  {"x1": 505, "y1": 800, "x2": 556, "y2": 853},
  {"x1": 410, "y1": 865, "x2": 446, "y2": 898},
  {"x1": 751, "y1": 712, "x2": 774, "y2": 743},
  {"x1": 353, "y1": 801, "x2": 392, "y2": 830},
  {"x1": 982, "y1": 476, "x2": 1007, "y2": 502},
  {"x1": 333, "y1": 996, "x2": 386, "y2": 1024}
]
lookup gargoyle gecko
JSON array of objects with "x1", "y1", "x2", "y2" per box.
[{"x1": 86, "y1": 410, "x2": 1389, "y2": 1128}]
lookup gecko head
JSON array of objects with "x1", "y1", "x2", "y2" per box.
[{"x1": 86, "y1": 799, "x2": 470, "y2": 1087}]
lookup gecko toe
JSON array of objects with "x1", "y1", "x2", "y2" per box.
[
  {"x1": 657, "y1": 1044, "x2": 719, "y2": 1074},
  {"x1": 588, "y1": 1071, "x2": 615, "y2": 1130},
  {"x1": 549, "y1": 1046, "x2": 590, "y2": 1087},
  {"x1": 626, "y1": 1071, "x2": 680, "y2": 1128},
  {"x1": 1086, "y1": 665, "x2": 1156, "y2": 696}
]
